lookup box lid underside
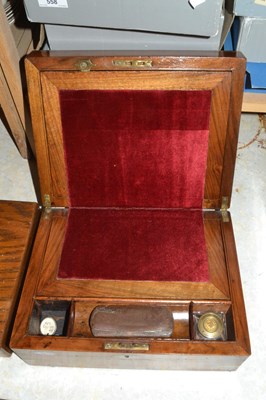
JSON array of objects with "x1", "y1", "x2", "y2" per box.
[{"x1": 26, "y1": 52, "x2": 245, "y2": 210}]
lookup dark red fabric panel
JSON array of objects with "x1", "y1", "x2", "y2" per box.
[
  {"x1": 58, "y1": 209, "x2": 209, "y2": 282},
  {"x1": 59, "y1": 90, "x2": 211, "y2": 208}
]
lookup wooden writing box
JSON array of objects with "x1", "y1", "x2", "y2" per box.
[{"x1": 9, "y1": 51, "x2": 250, "y2": 370}]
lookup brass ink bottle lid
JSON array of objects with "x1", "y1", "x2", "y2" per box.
[{"x1": 198, "y1": 312, "x2": 224, "y2": 340}]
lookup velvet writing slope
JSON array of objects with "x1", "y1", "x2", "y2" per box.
[{"x1": 9, "y1": 52, "x2": 250, "y2": 370}]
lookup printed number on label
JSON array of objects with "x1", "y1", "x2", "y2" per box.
[{"x1": 38, "y1": 0, "x2": 68, "y2": 8}]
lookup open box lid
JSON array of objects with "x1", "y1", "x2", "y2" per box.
[{"x1": 25, "y1": 51, "x2": 245, "y2": 211}]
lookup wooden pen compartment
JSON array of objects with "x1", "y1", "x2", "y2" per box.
[{"x1": 27, "y1": 300, "x2": 235, "y2": 344}]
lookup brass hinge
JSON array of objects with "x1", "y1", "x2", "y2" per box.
[
  {"x1": 43, "y1": 194, "x2": 51, "y2": 210},
  {"x1": 221, "y1": 196, "x2": 230, "y2": 223}
]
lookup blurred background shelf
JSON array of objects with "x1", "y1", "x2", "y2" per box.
[{"x1": 0, "y1": 0, "x2": 44, "y2": 159}]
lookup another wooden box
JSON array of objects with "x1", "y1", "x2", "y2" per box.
[
  {"x1": 0, "y1": 201, "x2": 38, "y2": 356},
  {"x1": 7, "y1": 51, "x2": 250, "y2": 370}
]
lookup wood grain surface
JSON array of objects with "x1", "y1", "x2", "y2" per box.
[
  {"x1": 0, "y1": 201, "x2": 38, "y2": 356},
  {"x1": 0, "y1": 3, "x2": 27, "y2": 157}
]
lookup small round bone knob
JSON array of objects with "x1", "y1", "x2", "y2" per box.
[{"x1": 40, "y1": 317, "x2": 57, "y2": 336}]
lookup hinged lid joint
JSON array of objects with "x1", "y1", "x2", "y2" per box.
[
  {"x1": 43, "y1": 194, "x2": 51, "y2": 210},
  {"x1": 221, "y1": 196, "x2": 229, "y2": 223}
]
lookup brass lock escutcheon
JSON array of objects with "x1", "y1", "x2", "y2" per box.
[{"x1": 75, "y1": 59, "x2": 95, "y2": 71}]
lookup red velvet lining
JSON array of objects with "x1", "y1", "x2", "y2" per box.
[
  {"x1": 58, "y1": 209, "x2": 209, "y2": 282},
  {"x1": 57, "y1": 89, "x2": 211, "y2": 282},
  {"x1": 59, "y1": 90, "x2": 211, "y2": 209}
]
